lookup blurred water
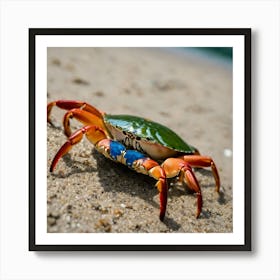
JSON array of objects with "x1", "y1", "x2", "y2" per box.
[
  {"x1": 191, "y1": 47, "x2": 232, "y2": 60},
  {"x1": 164, "y1": 47, "x2": 232, "y2": 70}
]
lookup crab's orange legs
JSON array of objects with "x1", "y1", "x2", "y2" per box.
[
  {"x1": 62, "y1": 109, "x2": 107, "y2": 137},
  {"x1": 47, "y1": 100, "x2": 107, "y2": 137},
  {"x1": 162, "y1": 158, "x2": 202, "y2": 218},
  {"x1": 179, "y1": 155, "x2": 220, "y2": 193},
  {"x1": 47, "y1": 100, "x2": 104, "y2": 123},
  {"x1": 134, "y1": 158, "x2": 168, "y2": 221},
  {"x1": 50, "y1": 125, "x2": 107, "y2": 172}
]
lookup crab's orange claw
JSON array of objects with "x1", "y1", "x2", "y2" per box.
[
  {"x1": 50, "y1": 125, "x2": 107, "y2": 172},
  {"x1": 162, "y1": 158, "x2": 202, "y2": 218},
  {"x1": 179, "y1": 155, "x2": 220, "y2": 193}
]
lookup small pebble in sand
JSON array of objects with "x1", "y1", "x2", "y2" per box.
[
  {"x1": 94, "y1": 91, "x2": 105, "y2": 97},
  {"x1": 223, "y1": 148, "x2": 232, "y2": 157},
  {"x1": 95, "y1": 218, "x2": 112, "y2": 232},
  {"x1": 113, "y1": 209, "x2": 124, "y2": 218},
  {"x1": 72, "y1": 77, "x2": 89, "y2": 85}
]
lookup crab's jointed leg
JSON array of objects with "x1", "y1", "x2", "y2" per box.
[
  {"x1": 47, "y1": 100, "x2": 104, "y2": 121},
  {"x1": 47, "y1": 100, "x2": 106, "y2": 136},
  {"x1": 179, "y1": 155, "x2": 220, "y2": 193},
  {"x1": 62, "y1": 108, "x2": 107, "y2": 137},
  {"x1": 161, "y1": 158, "x2": 202, "y2": 218},
  {"x1": 133, "y1": 157, "x2": 168, "y2": 221},
  {"x1": 49, "y1": 125, "x2": 107, "y2": 172}
]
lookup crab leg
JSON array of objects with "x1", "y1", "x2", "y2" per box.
[
  {"x1": 134, "y1": 158, "x2": 168, "y2": 221},
  {"x1": 47, "y1": 100, "x2": 107, "y2": 135},
  {"x1": 162, "y1": 158, "x2": 202, "y2": 218},
  {"x1": 94, "y1": 139, "x2": 168, "y2": 221},
  {"x1": 179, "y1": 155, "x2": 220, "y2": 192},
  {"x1": 47, "y1": 100, "x2": 104, "y2": 123},
  {"x1": 62, "y1": 108, "x2": 107, "y2": 137},
  {"x1": 50, "y1": 125, "x2": 107, "y2": 172}
]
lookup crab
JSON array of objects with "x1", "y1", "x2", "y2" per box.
[{"x1": 47, "y1": 100, "x2": 220, "y2": 221}]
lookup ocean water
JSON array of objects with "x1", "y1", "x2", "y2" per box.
[
  {"x1": 163, "y1": 47, "x2": 233, "y2": 70},
  {"x1": 190, "y1": 47, "x2": 232, "y2": 60}
]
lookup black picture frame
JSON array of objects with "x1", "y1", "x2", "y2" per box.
[{"x1": 29, "y1": 28, "x2": 251, "y2": 251}]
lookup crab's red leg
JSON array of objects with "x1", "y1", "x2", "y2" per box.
[
  {"x1": 47, "y1": 100, "x2": 104, "y2": 123},
  {"x1": 136, "y1": 159, "x2": 168, "y2": 221},
  {"x1": 62, "y1": 108, "x2": 107, "y2": 137},
  {"x1": 162, "y1": 158, "x2": 202, "y2": 218},
  {"x1": 178, "y1": 155, "x2": 220, "y2": 192},
  {"x1": 47, "y1": 100, "x2": 107, "y2": 137},
  {"x1": 50, "y1": 125, "x2": 107, "y2": 172}
]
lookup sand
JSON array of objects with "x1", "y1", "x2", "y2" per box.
[{"x1": 47, "y1": 47, "x2": 232, "y2": 233}]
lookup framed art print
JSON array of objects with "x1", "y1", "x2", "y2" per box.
[{"x1": 29, "y1": 28, "x2": 251, "y2": 251}]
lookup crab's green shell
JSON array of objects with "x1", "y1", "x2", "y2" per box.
[{"x1": 104, "y1": 114, "x2": 197, "y2": 154}]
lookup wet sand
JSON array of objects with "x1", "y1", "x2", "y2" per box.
[{"x1": 47, "y1": 47, "x2": 232, "y2": 233}]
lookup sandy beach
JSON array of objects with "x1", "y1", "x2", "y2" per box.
[{"x1": 47, "y1": 47, "x2": 232, "y2": 233}]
